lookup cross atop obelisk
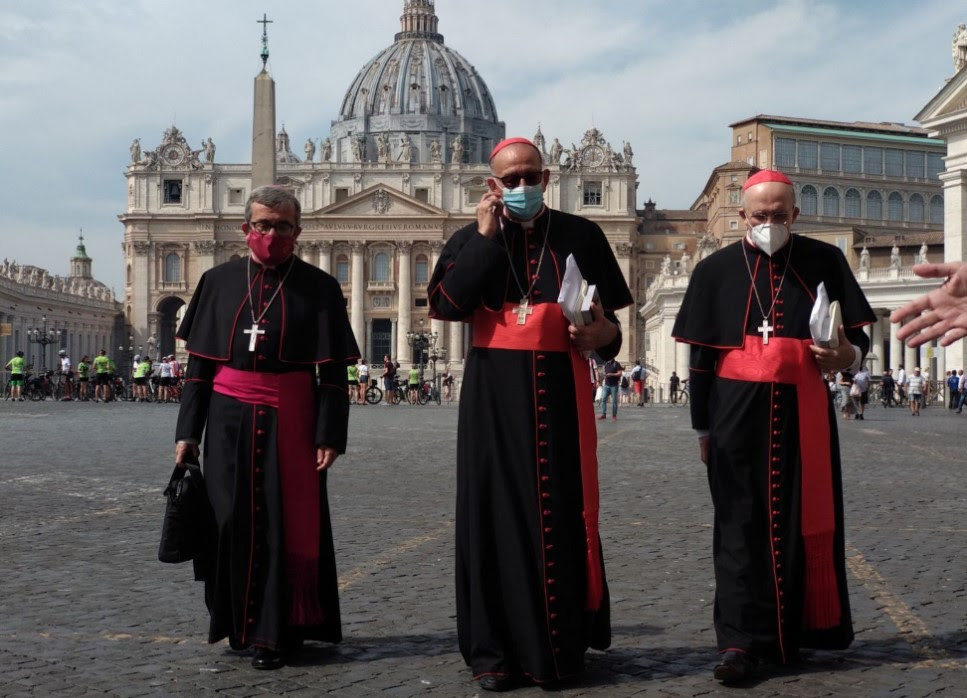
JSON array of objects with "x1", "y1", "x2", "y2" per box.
[
  {"x1": 258, "y1": 13, "x2": 273, "y2": 69},
  {"x1": 252, "y1": 13, "x2": 277, "y2": 188}
]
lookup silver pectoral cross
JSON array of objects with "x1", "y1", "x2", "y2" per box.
[
  {"x1": 758, "y1": 318, "x2": 774, "y2": 345},
  {"x1": 244, "y1": 323, "x2": 266, "y2": 351},
  {"x1": 513, "y1": 298, "x2": 534, "y2": 325}
]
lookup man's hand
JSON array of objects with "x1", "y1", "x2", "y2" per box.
[
  {"x1": 317, "y1": 447, "x2": 339, "y2": 472},
  {"x1": 809, "y1": 325, "x2": 856, "y2": 372},
  {"x1": 891, "y1": 262, "x2": 967, "y2": 347},
  {"x1": 175, "y1": 441, "x2": 200, "y2": 469},
  {"x1": 568, "y1": 303, "x2": 618, "y2": 353},
  {"x1": 475, "y1": 191, "x2": 503, "y2": 239},
  {"x1": 699, "y1": 435, "x2": 710, "y2": 465}
]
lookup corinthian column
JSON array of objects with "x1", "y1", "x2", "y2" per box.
[
  {"x1": 396, "y1": 241, "x2": 412, "y2": 361},
  {"x1": 318, "y1": 241, "x2": 332, "y2": 274},
  {"x1": 350, "y1": 241, "x2": 366, "y2": 355},
  {"x1": 429, "y1": 240, "x2": 445, "y2": 355}
]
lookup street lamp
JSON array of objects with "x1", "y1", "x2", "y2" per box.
[
  {"x1": 405, "y1": 318, "x2": 441, "y2": 390},
  {"x1": 118, "y1": 335, "x2": 135, "y2": 378},
  {"x1": 27, "y1": 315, "x2": 62, "y2": 371}
]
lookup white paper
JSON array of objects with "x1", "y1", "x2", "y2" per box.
[
  {"x1": 558, "y1": 254, "x2": 588, "y2": 326},
  {"x1": 809, "y1": 282, "x2": 840, "y2": 348}
]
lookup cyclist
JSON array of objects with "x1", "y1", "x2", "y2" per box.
[
  {"x1": 347, "y1": 361, "x2": 359, "y2": 403},
  {"x1": 77, "y1": 355, "x2": 91, "y2": 401},
  {"x1": 5, "y1": 350, "x2": 26, "y2": 401},
  {"x1": 407, "y1": 364, "x2": 421, "y2": 404},
  {"x1": 158, "y1": 355, "x2": 173, "y2": 403},
  {"x1": 58, "y1": 349, "x2": 74, "y2": 401},
  {"x1": 383, "y1": 354, "x2": 397, "y2": 405},
  {"x1": 133, "y1": 355, "x2": 151, "y2": 401},
  {"x1": 442, "y1": 364, "x2": 454, "y2": 402},
  {"x1": 92, "y1": 349, "x2": 111, "y2": 402},
  {"x1": 357, "y1": 358, "x2": 369, "y2": 406}
]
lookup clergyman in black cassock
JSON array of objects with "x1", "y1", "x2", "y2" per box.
[
  {"x1": 672, "y1": 170, "x2": 875, "y2": 682},
  {"x1": 174, "y1": 187, "x2": 358, "y2": 670},
  {"x1": 429, "y1": 137, "x2": 633, "y2": 689}
]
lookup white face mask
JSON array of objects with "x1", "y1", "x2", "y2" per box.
[{"x1": 749, "y1": 222, "x2": 791, "y2": 256}]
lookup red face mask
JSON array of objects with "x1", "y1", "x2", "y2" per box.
[{"x1": 246, "y1": 231, "x2": 296, "y2": 266}]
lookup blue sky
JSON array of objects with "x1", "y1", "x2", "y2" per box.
[{"x1": 0, "y1": 0, "x2": 963, "y2": 293}]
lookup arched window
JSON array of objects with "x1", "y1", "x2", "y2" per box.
[
  {"x1": 164, "y1": 253, "x2": 180, "y2": 283},
  {"x1": 844, "y1": 189, "x2": 861, "y2": 218},
  {"x1": 373, "y1": 252, "x2": 390, "y2": 282},
  {"x1": 336, "y1": 255, "x2": 350, "y2": 284},
  {"x1": 930, "y1": 195, "x2": 944, "y2": 224},
  {"x1": 799, "y1": 185, "x2": 817, "y2": 215},
  {"x1": 822, "y1": 187, "x2": 839, "y2": 217},
  {"x1": 908, "y1": 194, "x2": 924, "y2": 223},
  {"x1": 888, "y1": 192, "x2": 903, "y2": 222},
  {"x1": 866, "y1": 191, "x2": 882, "y2": 220},
  {"x1": 414, "y1": 254, "x2": 429, "y2": 284}
]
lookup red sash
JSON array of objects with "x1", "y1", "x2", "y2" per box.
[
  {"x1": 213, "y1": 365, "x2": 324, "y2": 626},
  {"x1": 717, "y1": 335, "x2": 841, "y2": 629},
  {"x1": 472, "y1": 302, "x2": 604, "y2": 611}
]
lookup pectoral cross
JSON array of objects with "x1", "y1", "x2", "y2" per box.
[
  {"x1": 513, "y1": 298, "x2": 534, "y2": 325},
  {"x1": 758, "y1": 318, "x2": 774, "y2": 345},
  {"x1": 244, "y1": 323, "x2": 265, "y2": 351}
]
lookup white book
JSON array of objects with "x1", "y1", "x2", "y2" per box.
[{"x1": 558, "y1": 254, "x2": 599, "y2": 326}]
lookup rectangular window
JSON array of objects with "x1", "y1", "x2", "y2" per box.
[
  {"x1": 836, "y1": 238, "x2": 848, "y2": 254},
  {"x1": 927, "y1": 152, "x2": 944, "y2": 180},
  {"x1": 414, "y1": 187, "x2": 429, "y2": 203},
  {"x1": 842, "y1": 145, "x2": 861, "y2": 173},
  {"x1": 820, "y1": 143, "x2": 840, "y2": 171},
  {"x1": 335, "y1": 188, "x2": 350, "y2": 203},
  {"x1": 905, "y1": 151, "x2": 925, "y2": 178},
  {"x1": 466, "y1": 187, "x2": 488, "y2": 206},
  {"x1": 415, "y1": 298, "x2": 428, "y2": 307},
  {"x1": 583, "y1": 181, "x2": 602, "y2": 206},
  {"x1": 884, "y1": 148, "x2": 904, "y2": 177},
  {"x1": 863, "y1": 147, "x2": 882, "y2": 175},
  {"x1": 728, "y1": 189, "x2": 740, "y2": 204},
  {"x1": 775, "y1": 138, "x2": 796, "y2": 168},
  {"x1": 729, "y1": 220, "x2": 738, "y2": 230},
  {"x1": 163, "y1": 179, "x2": 183, "y2": 204},
  {"x1": 336, "y1": 260, "x2": 349, "y2": 284},
  {"x1": 797, "y1": 140, "x2": 818, "y2": 169}
]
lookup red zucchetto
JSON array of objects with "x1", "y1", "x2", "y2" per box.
[
  {"x1": 490, "y1": 137, "x2": 541, "y2": 161},
  {"x1": 742, "y1": 169, "x2": 793, "y2": 191}
]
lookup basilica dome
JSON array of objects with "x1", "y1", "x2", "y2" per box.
[{"x1": 329, "y1": 0, "x2": 504, "y2": 165}]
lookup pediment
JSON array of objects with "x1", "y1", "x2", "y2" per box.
[
  {"x1": 314, "y1": 185, "x2": 445, "y2": 217},
  {"x1": 916, "y1": 65, "x2": 967, "y2": 126}
]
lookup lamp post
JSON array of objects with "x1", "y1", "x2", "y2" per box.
[
  {"x1": 27, "y1": 315, "x2": 62, "y2": 371},
  {"x1": 405, "y1": 318, "x2": 440, "y2": 394},
  {"x1": 118, "y1": 335, "x2": 135, "y2": 380}
]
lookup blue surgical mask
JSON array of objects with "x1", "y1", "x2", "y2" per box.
[{"x1": 502, "y1": 184, "x2": 544, "y2": 220}]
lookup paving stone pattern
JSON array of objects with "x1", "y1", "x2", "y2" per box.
[{"x1": 0, "y1": 399, "x2": 964, "y2": 696}]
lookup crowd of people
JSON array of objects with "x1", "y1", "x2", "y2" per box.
[
  {"x1": 346, "y1": 355, "x2": 455, "y2": 405},
  {"x1": 829, "y1": 364, "x2": 967, "y2": 418},
  {"x1": 2, "y1": 349, "x2": 183, "y2": 403}
]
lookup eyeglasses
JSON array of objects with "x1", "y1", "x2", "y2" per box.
[
  {"x1": 747, "y1": 211, "x2": 793, "y2": 225},
  {"x1": 494, "y1": 171, "x2": 543, "y2": 188},
  {"x1": 250, "y1": 220, "x2": 296, "y2": 235}
]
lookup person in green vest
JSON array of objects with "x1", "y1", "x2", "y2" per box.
[
  {"x1": 133, "y1": 355, "x2": 152, "y2": 401},
  {"x1": 92, "y1": 349, "x2": 111, "y2": 402},
  {"x1": 76, "y1": 355, "x2": 91, "y2": 401},
  {"x1": 5, "y1": 350, "x2": 26, "y2": 401},
  {"x1": 407, "y1": 364, "x2": 421, "y2": 404},
  {"x1": 346, "y1": 362, "x2": 359, "y2": 403}
]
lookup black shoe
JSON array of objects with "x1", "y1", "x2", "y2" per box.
[
  {"x1": 252, "y1": 648, "x2": 285, "y2": 670},
  {"x1": 713, "y1": 650, "x2": 759, "y2": 684},
  {"x1": 479, "y1": 674, "x2": 515, "y2": 692}
]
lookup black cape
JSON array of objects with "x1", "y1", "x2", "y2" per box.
[
  {"x1": 429, "y1": 209, "x2": 633, "y2": 682},
  {"x1": 673, "y1": 236, "x2": 875, "y2": 661},
  {"x1": 175, "y1": 255, "x2": 358, "y2": 651}
]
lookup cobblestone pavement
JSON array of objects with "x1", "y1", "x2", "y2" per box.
[{"x1": 0, "y1": 398, "x2": 965, "y2": 697}]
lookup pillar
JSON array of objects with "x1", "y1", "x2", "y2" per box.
[
  {"x1": 396, "y1": 242, "x2": 412, "y2": 361},
  {"x1": 350, "y1": 241, "x2": 365, "y2": 356},
  {"x1": 318, "y1": 241, "x2": 332, "y2": 275},
  {"x1": 429, "y1": 241, "x2": 445, "y2": 356},
  {"x1": 889, "y1": 319, "x2": 903, "y2": 374}
]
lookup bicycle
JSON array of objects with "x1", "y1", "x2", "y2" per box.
[
  {"x1": 364, "y1": 379, "x2": 383, "y2": 405},
  {"x1": 419, "y1": 379, "x2": 441, "y2": 405},
  {"x1": 670, "y1": 380, "x2": 689, "y2": 407}
]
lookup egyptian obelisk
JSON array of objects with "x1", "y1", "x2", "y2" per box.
[{"x1": 252, "y1": 14, "x2": 276, "y2": 188}]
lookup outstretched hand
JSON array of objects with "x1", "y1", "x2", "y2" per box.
[{"x1": 890, "y1": 262, "x2": 967, "y2": 347}]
